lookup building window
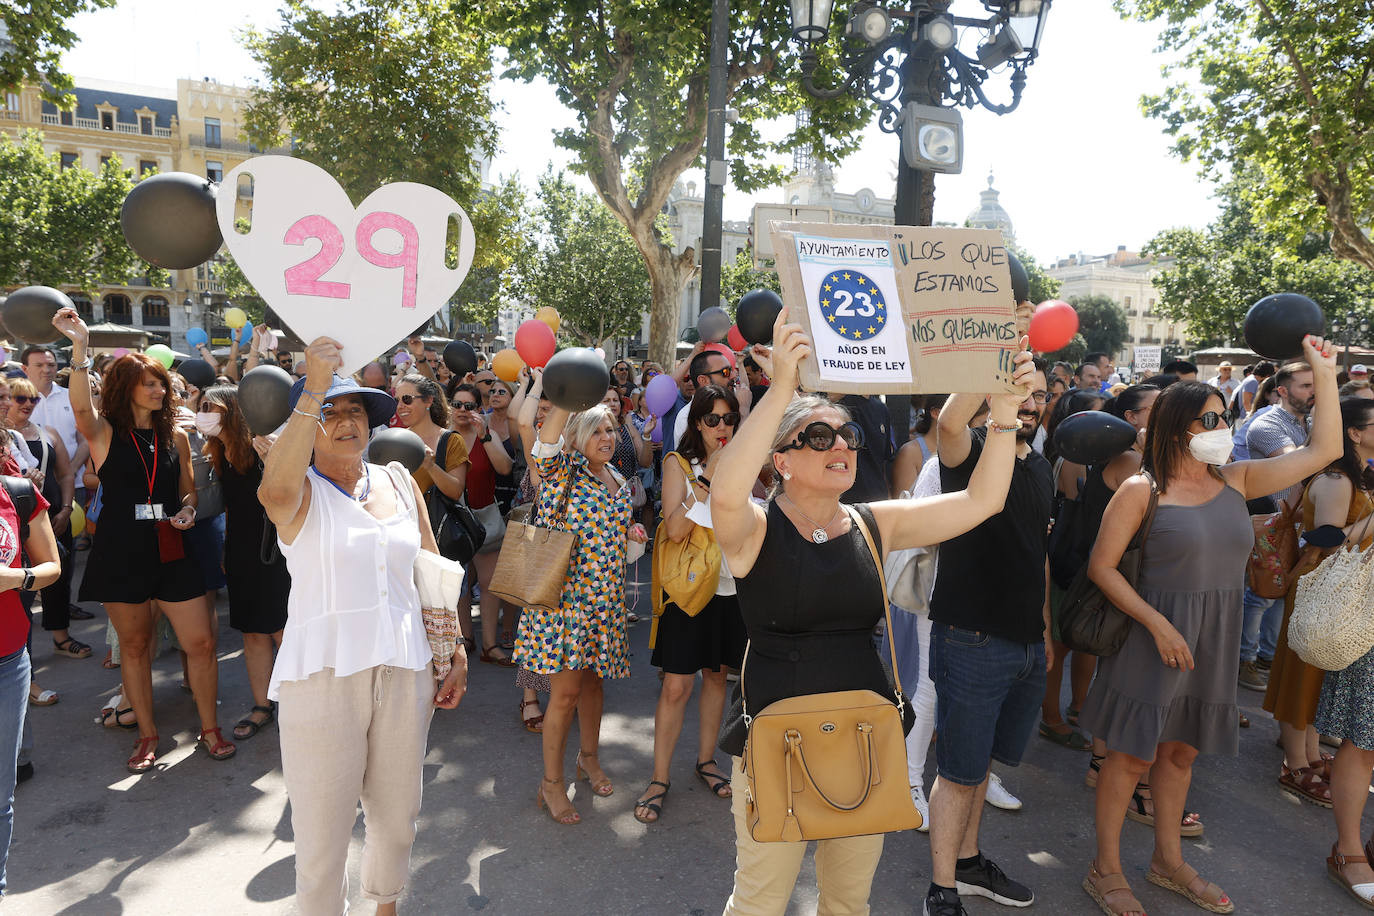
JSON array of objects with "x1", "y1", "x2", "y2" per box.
[
  {"x1": 139, "y1": 160, "x2": 157, "y2": 176},
  {"x1": 59, "y1": 152, "x2": 78, "y2": 170},
  {"x1": 1146, "y1": 323, "x2": 1154, "y2": 339},
  {"x1": 100, "y1": 110, "x2": 113, "y2": 131},
  {"x1": 1124, "y1": 295, "x2": 1132, "y2": 309},
  {"x1": 204, "y1": 117, "x2": 221, "y2": 148},
  {"x1": 100, "y1": 155, "x2": 112, "y2": 169},
  {"x1": 59, "y1": 109, "x2": 73, "y2": 126},
  {"x1": 141, "y1": 296, "x2": 170, "y2": 326},
  {"x1": 69, "y1": 294, "x2": 93, "y2": 319},
  {"x1": 103, "y1": 294, "x2": 132, "y2": 323},
  {"x1": 206, "y1": 160, "x2": 223, "y2": 183},
  {"x1": 3, "y1": 92, "x2": 17, "y2": 113},
  {"x1": 140, "y1": 115, "x2": 152, "y2": 135}
]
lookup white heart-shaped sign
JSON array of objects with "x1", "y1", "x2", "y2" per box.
[{"x1": 217, "y1": 156, "x2": 474, "y2": 376}]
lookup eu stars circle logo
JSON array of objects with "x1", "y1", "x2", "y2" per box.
[{"x1": 818, "y1": 270, "x2": 887, "y2": 342}]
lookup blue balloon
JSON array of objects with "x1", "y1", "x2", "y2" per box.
[
  {"x1": 239, "y1": 320, "x2": 253, "y2": 345},
  {"x1": 186, "y1": 327, "x2": 208, "y2": 348}
]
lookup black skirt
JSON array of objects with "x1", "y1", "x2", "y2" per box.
[{"x1": 651, "y1": 592, "x2": 747, "y2": 675}]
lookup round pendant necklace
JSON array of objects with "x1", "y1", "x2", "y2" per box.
[{"x1": 781, "y1": 493, "x2": 841, "y2": 544}]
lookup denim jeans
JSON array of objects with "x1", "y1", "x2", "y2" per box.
[
  {"x1": 0, "y1": 646, "x2": 31, "y2": 897},
  {"x1": 1240, "y1": 587, "x2": 1282, "y2": 662}
]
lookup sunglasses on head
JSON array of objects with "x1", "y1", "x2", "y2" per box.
[
  {"x1": 779, "y1": 421, "x2": 864, "y2": 453},
  {"x1": 1194, "y1": 410, "x2": 1234, "y2": 430},
  {"x1": 11, "y1": 395, "x2": 38, "y2": 405},
  {"x1": 701, "y1": 411, "x2": 740, "y2": 429}
]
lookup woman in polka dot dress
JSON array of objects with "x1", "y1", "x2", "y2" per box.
[{"x1": 514, "y1": 403, "x2": 648, "y2": 825}]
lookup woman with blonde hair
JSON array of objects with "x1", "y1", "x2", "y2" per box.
[{"x1": 514, "y1": 402, "x2": 647, "y2": 825}]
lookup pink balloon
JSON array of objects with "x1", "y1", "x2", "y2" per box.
[
  {"x1": 112, "y1": 348, "x2": 129, "y2": 358},
  {"x1": 594, "y1": 347, "x2": 606, "y2": 359},
  {"x1": 515, "y1": 318, "x2": 557, "y2": 368}
]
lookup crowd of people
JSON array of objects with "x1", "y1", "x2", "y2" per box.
[{"x1": 1, "y1": 300, "x2": 1372, "y2": 916}]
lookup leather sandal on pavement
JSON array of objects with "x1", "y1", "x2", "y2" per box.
[
  {"x1": 1278, "y1": 764, "x2": 1333, "y2": 807},
  {"x1": 53, "y1": 636, "x2": 92, "y2": 659},
  {"x1": 537, "y1": 777, "x2": 580, "y2": 825},
  {"x1": 1146, "y1": 860, "x2": 1234, "y2": 913},
  {"x1": 197, "y1": 727, "x2": 237, "y2": 761},
  {"x1": 634, "y1": 780, "x2": 670, "y2": 824},
  {"x1": 1085, "y1": 753, "x2": 1105, "y2": 789},
  {"x1": 1328, "y1": 845, "x2": 1374, "y2": 909},
  {"x1": 519, "y1": 698, "x2": 544, "y2": 734},
  {"x1": 1083, "y1": 863, "x2": 1146, "y2": 916},
  {"x1": 29, "y1": 686, "x2": 58, "y2": 706},
  {"x1": 575, "y1": 752, "x2": 613, "y2": 796},
  {"x1": 126, "y1": 735, "x2": 159, "y2": 774},
  {"x1": 1124, "y1": 782, "x2": 1204, "y2": 836},
  {"x1": 479, "y1": 645, "x2": 516, "y2": 667},
  {"x1": 696, "y1": 758, "x2": 731, "y2": 798},
  {"x1": 1040, "y1": 719, "x2": 1092, "y2": 750},
  {"x1": 233, "y1": 704, "x2": 276, "y2": 740}
]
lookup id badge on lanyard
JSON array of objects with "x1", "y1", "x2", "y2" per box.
[{"x1": 131, "y1": 430, "x2": 165, "y2": 521}]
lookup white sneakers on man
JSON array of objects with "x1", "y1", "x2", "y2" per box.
[
  {"x1": 984, "y1": 772, "x2": 1023, "y2": 811},
  {"x1": 910, "y1": 783, "x2": 930, "y2": 833}
]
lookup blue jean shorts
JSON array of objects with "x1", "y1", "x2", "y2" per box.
[{"x1": 931, "y1": 622, "x2": 1047, "y2": 786}]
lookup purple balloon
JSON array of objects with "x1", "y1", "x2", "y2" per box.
[
  {"x1": 644, "y1": 373, "x2": 678, "y2": 417},
  {"x1": 651, "y1": 421, "x2": 663, "y2": 443},
  {"x1": 393, "y1": 351, "x2": 410, "y2": 367}
]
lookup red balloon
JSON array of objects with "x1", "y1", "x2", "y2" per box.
[
  {"x1": 514, "y1": 318, "x2": 557, "y2": 368},
  {"x1": 703, "y1": 342, "x2": 737, "y2": 369},
  {"x1": 1029, "y1": 300, "x2": 1079, "y2": 353},
  {"x1": 726, "y1": 324, "x2": 747, "y2": 352}
]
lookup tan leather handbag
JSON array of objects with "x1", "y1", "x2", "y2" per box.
[
  {"x1": 741, "y1": 506, "x2": 923, "y2": 842},
  {"x1": 489, "y1": 465, "x2": 578, "y2": 613}
]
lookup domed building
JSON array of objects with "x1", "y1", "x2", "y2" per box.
[{"x1": 966, "y1": 171, "x2": 1015, "y2": 242}]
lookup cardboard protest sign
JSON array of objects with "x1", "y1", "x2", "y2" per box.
[
  {"x1": 1133, "y1": 345, "x2": 1161, "y2": 374},
  {"x1": 216, "y1": 156, "x2": 474, "y2": 376},
  {"x1": 771, "y1": 222, "x2": 1019, "y2": 395}
]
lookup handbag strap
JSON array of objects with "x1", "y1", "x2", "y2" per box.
[
  {"x1": 550, "y1": 452, "x2": 578, "y2": 525},
  {"x1": 1130, "y1": 471, "x2": 1161, "y2": 553},
  {"x1": 1345, "y1": 493, "x2": 1374, "y2": 550}
]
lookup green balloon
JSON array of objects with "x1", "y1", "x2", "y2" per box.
[{"x1": 145, "y1": 344, "x2": 174, "y2": 369}]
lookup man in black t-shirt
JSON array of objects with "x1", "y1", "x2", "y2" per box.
[
  {"x1": 923, "y1": 361, "x2": 1053, "y2": 916},
  {"x1": 833, "y1": 393, "x2": 894, "y2": 504}
]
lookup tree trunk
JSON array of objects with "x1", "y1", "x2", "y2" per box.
[{"x1": 621, "y1": 217, "x2": 696, "y2": 369}]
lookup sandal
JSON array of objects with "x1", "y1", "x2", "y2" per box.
[
  {"x1": 536, "y1": 777, "x2": 580, "y2": 825},
  {"x1": 519, "y1": 698, "x2": 544, "y2": 734},
  {"x1": 499, "y1": 629, "x2": 515, "y2": 651},
  {"x1": 575, "y1": 752, "x2": 613, "y2": 796},
  {"x1": 1082, "y1": 863, "x2": 1147, "y2": 916},
  {"x1": 197, "y1": 727, "x2": 237, "y2": 761},
  {"x1": 99, "y1": 695, "x2": 137, "y2": 729},
  {"x1": 126, "y1": 735, "x2": 159, "y2": 774},
  {"x1": 634, "y1": 780, "x2": 670, "y2": 824},
  {"x1": 53, "y1": 636, "x2": 92, "y2": 659},
  {"x1": 1146, "y1": 860, "x2": 1234, "y2": 913},
  {"x1": 1039, "y1": 719, "x2": 1092, "y2": 751},
  {"x1": 102, "y1": 650, "x2": 119, "y2": 669},
  {"x1": 1328, "y1": 844, "x2": 1374, "y2": 909},
  {"x1": 480, "y1": 645, "x2": 516, "y2": 667},
  {"x1": 1085, "y1": 753, "x2": 1105, "y2": 789},
  {"x1": 1278, "y1": 764, "x2": 1332, "y2": 808},
  {"x1": 695, "y1": 758, "x2": 732, "y2": 798},
  {"x1": 1066, "y1": 705, "x2": 1081, "y2": 727},
  {"x1": 233, "y1": 704, "x2": 276, "y2": 740},
  {"x1": 29, "y1": 686, "x2": 59, "y2": 706},
  {"x1": 1125, "y1": 782, "x2": 1204, "y2": 836},
  {"x1": 1239, "y1": 712, "x2": 1250, "y2": 728}
]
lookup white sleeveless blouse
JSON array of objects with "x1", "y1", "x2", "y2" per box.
[{"x1": 269, "y1": 463, "x2": 431, "y2": 699}]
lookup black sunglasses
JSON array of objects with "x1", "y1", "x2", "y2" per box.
[
  {"x1": 399, "y1": 394, "x2": 429, "y2": 405},
  {"x1": 701, "y1": 412, "x2": 740, "y2": 429},
  {"x1": 1194, "y1": 410, "x2": 1234, "y2": 430},
  {"x1": 454, "y1": 400, "x2": 479, "y2": 410},
  {"x1": 779, "y1": 421, "x2": 864, "y2": 453}
]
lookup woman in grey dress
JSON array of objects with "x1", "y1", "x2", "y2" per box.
[{"x1": 1079, "y1": 336, "x2": 1341, "y2": 916}]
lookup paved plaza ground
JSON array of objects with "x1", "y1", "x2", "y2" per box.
[{"x1": 6, "y1": 554, "x2": 1371, "y2": 914}]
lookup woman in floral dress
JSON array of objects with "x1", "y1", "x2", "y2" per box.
[{"x1": 514, "y1": 403, "x2": 648, "y2": 825}]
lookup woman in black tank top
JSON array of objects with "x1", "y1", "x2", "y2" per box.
[{"x1": 707, "y1": 312, "x2": 1037, "y2": 914}]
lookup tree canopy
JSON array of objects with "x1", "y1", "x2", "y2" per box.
[
  {"x1": 720, "y1": 250, "x2": 781, "y2": 313},
  {"x1": 1068, "y1": 294, "x2": 1130, "y2": 357},
  {"x1": 0, "y1": 1, "x2": 116, "y2": 105},
  {"x1": 0, "y1": 130, "x2": 165, "y2": 291},
  {"x1": 1122, "y1": 0, "x2": 1374, "y2": 271}
]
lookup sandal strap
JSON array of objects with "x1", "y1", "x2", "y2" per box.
[{"x1": 250, "y1": 705, "x2": 275, "y2": 715}]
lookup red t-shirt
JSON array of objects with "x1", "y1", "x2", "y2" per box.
[{"x1": 0, "y1": 482, "x2": 52, "y2": 656}]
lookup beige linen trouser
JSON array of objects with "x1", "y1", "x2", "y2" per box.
[
  {"x1": 278, "y1": 664, "x2": 435, "y2": 916},
  {"x1": 722, "y1": 756, "x2": 886, "y2": 916}
]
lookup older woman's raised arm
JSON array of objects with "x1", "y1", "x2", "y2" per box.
[
  {"x1": 259, "y1": 337, "x2": 341, "y2": 540},
  {"x1": 711, "y1": 309, "x2": 807, "y2": 577}
]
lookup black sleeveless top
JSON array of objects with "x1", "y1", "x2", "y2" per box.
[{"x1": 718, "y1": 500, "x2": 897, "y2": 757}]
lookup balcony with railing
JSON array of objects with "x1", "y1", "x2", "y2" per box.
[
  {"x1": 187, "y1": 134, "x2": 290, "y2": 155},
  {"x1": 196, "y1": 279, "x2": 226, "y2": 294},
  {"x1": 40, "y1": 111, "x2": 172, "y2": 138},
  {"x1": 1, "y1": 111, "x2": 20, "y2": 121}
]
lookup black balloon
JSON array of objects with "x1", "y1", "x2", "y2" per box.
[
  {"x1": 1, "y1": 286, "x2": 70, "y2": 343},
  {"x1": 120, "y1": 172, "x2": 223, "y2": 270},
  {"x1": 1006, "y1": 250, "x2": 1030, "y2": 304},
  {"x1": 1243, "y1": 292, "x2": 1325, "y2": 361},
  {"x1": 543, "y1": 347, "x2": 611, "y2": 412},
  {"x1": 697, "y1": 306, "x2": 732, "y2": 343},
  {"x1": 369, "y1": 427, "x2": 426, "y2": 473},
  {"x1": 238, "y1": 365, "x2": 294, "y2": 435},
  {"x1": 443, "y1": 339, "x2": 478, "y2": 376},
  {"x1": 177, "y1": 359, "x2": 218, "y2": 390},
  {"x1": 736, "y1": 289, "x2": 784, "y2": 345},
  {"x1": 1053, "y1": 410, "x2": 1138, "y2": 466}
]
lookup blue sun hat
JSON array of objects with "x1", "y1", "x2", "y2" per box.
[{"x1": 288, "y1": 374, "x2": 397, "y2": 428}]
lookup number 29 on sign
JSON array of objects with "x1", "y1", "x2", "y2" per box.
[{"x1": 282, "y1": 211, "x2": 420, "y2": 309}]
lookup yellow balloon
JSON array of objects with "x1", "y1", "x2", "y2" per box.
[
  {"x1": 69, "y1": 501, "x2": 86, "y2": 538},
  {"x1": 536, "y1": 306, "x2": 561, "y2": 333},
  {"x1": 492, "y1": 348, "x2": 525, "y2": 383},
  {"x1": 224, "y1": 307, "x2": 247, "y2": 330}
]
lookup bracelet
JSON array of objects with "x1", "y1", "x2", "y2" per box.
[
  {"x1": 986, "y1": 418, "x2": 1021, "y2": 433},
  {"x1": 291, "y1": 407, "x2": 322, "y2": 421}
]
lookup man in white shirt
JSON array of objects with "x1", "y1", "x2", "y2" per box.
[{"x1": 1208, "y1": 361, "x2": 1240, "y2": 403}]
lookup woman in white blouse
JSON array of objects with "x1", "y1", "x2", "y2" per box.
[{"x1": 259, "y1": 337, "x2": 467, "y2": 916}]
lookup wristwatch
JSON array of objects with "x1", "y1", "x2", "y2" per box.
[
  {"x1": 20, "y1": 568, "x2": 35, "y2": 591},
  {"x1": 479, "y1": 432, "x2": 492, "y2": 444}
]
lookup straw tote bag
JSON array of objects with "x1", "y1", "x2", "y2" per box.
[
  {"x1": 1289, "y1": 507, "x2": 1374, "y2": 671},
  {"x1": 741, "y1": 507, "x2": 923, "y2": 843},
  {"x1": 489, "y1": 463, "x2": 578, "y2": 613}
]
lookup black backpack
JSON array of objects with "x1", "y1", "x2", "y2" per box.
[{"x1": 1, "y1": 475, "x2": 39, "y2": 543}]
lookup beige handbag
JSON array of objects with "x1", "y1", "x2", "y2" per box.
[
  {"x1": 488, "y1": 465, "x2": 578, "y2": 613},
  {"x1": 741, "y1": 506, "x2": 923, "y2": 843},
  {"x1": 1289, "y1": 509, "x2": 1374, "y2": 671}
]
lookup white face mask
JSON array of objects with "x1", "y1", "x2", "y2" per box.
[
  {"x1": 194, "y1": 412, "x2": 223, "y2": 438},
  {"x1": 1187, "y1": 427, "x2": 1232, "y2": 465}
]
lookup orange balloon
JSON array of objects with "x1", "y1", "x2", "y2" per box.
[
  {"x1": 536, "y1": 306, "x2": 561, "y2": 333},
  {"x1": 492, "y1": 348, "x2": 525, "y2": 382}
]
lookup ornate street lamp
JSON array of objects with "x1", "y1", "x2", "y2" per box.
[{"x1": 1331, "y1": 309, "x2": 1370, "y2": 372}]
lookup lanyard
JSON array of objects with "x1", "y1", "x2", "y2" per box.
[
  {"x1": 311, "y1": 465, "x2": 371, "y2": 502},
  {"x1": 130, "y1": 430, "x2": 158, "y2": 505}
]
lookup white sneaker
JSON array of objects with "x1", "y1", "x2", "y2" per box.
[
  {"x1": 910, "y1": 783, "x2": 930, "y2": 833},
  {"x1": 984, "y1": 772, "x2": 1022, "y2": 811}
]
